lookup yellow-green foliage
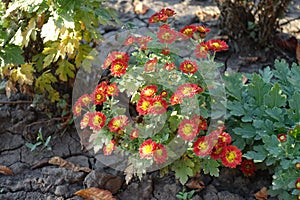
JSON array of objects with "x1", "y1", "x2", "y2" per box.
[{"x1": 0, "y1": 0, "x2": 119, "y2": 102}]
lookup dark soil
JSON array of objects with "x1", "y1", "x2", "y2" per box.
[{"x1": 0, "y1": 0, "x2": 299, "y2": 199}]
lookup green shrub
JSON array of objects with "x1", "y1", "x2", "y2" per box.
[
  {"x1": 0, "y1": 0, "x2": 119, "y2": 114},
  {"x1": 224, "y1": 60, "x2": 300, "y2": 199}
]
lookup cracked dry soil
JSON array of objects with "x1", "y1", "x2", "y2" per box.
[{"x1": 1, "y1": 0, "x2": 300, "y2": 199}]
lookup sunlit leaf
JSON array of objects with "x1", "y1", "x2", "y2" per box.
[{"x1": 75, "y1": 187, "x2": 116, "y2": 200}]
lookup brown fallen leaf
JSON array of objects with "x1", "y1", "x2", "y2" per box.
[
  {"x1": 296, "y1": 42, "x2": 300, "y2": 66},
  {"x1": 186, "y1": 176, "x2": 205, "y2": 190},
  {"x1": 48, "y1": 156, "x2": 91, "y2": 173},
  {"x1": 0, "y1": 165, "x2": 13, "y2": 175},
  {"x1": 254, "y1": 186, "x2": 268, "y2": 200},
  {"x1": 133, "y1": 0, "x2": 149, "y2": 15},
  {"x1": 75, "y1": 187, "x2": 116, "y2": 200},
  {"x1": 276, "y1": 35, "x2": 298, "y2": 53}
]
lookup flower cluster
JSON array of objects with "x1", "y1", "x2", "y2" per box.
[
  {"x1": 193, "y1": 126, "x2": 242, "y2": 168},
  {"x1": 73, "y1": 7, "x2": 233, "y2": 181}
]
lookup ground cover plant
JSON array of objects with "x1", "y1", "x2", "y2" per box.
[{"x1": 224, "y1": 59, "x2": 300, "y2": 199}]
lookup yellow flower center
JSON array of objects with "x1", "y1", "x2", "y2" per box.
[
  {"x1": 212, "y1": 42, "x2": 220, "y2": 48},
  {"x1": 296, "y1": 181, "x2": 300, "y2": 188},
  {"x1": 114, "y1": 64, "x2": 124, "y2": 71},
  {"x1": 184, "y1": 63, "x2": 194, "y2": 71},
  {"x1": 184, "y1": 28, "x2": 193, "y2": 35},
  {"x1": 162, "y1": 32, "x2": 172, "y2": 40},
  {"x1": 183, "y1": 124, "x2": 193, "y2": 135},
  {"x1": 142, "y1": 145, "x2": 153, "y2": 155},
  {"x1": 82, "y1": 97, "x2": 90, "y2": 105},
  {"x1": 226, "y1": 151, "x2": 236, "y2": 162},
  {"x1": 141, "y1": 101, "x2": 151, "y2": 110},
  {"x1": 113, "y1": 120, "x2": 122, "y2": 128},
  {"x1": 198, "y1": 141, "x2": 208, "y2": 150},
  {"x1": 93, "y1": 115, "x2": 102, "y2": 126},
  {"x1": 96, "y1": 93, "x2": 104, "y2": 101}
]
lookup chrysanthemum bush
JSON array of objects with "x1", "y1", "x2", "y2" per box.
[
  {"x1": 224, "y1": 60, "x2": 300, "y2": 199},
  {"x1": 73, "y1": 8, "x2": 243, "y2": 184}
]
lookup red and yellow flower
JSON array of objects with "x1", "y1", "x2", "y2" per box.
[
  {"x1": 296, "y1": 178, "x2": 300, "y2": 190},
  {"x1": 106, "y1": 83, "x2": 119, "y2": 96},
  {"x1": 277, "y1": 133, "x2": 287, "y2": 142},
  {"x1": 210, "y1": 142, "x2": 226, "y2": 160},
  {"x1": 137, "y1": 97, "x2": 154, "y2": 115},
  {"x1": 79, "y1": 94, "x2": 93, "y2": 107},
  {"x1": 73, "y1": 101, "x2": 82, "y2": 117},
  {"x1": 88, "y1": 112, "x2": 107, "y2": 131},
  {"x1": 110, "y1": 60, "x2": 128, "y2": 77},
  {"x1": 240, "y1": 159, "x2": 256, "y2": 177},
  {"x1": 178, "y1": 119, "x2": 199, "y2": 141},
  {"x1": 141, "y1": 85, "x2": 158, "y2": 97},
  {"x1": 206, "y1": 40, "x2": 228, "y2": 52},
  {"x1": 179, "y1": 60, "x2": 198, "y2": 74},
  {"x1": 191, "y1": 115, "x2": 207, "y2": 132},
  {"x1": 145, "y1": 57, "x2": 158, "y2": 72},
  {"x1": 148, "y1": 12, "x2": 168, "y2": 23},
  {"x1": 170, "y1": 92, "x2": 183, "y2": 105},
  {"x1": 177, "y1": 83, "x2": 203, "y2": 98},
  {"x1": 157, "y1": 26, "x2": 177, "y2": 44},
  {"x1": 80, "y1": 112, "x2": 91, "y2": 129},
  {"x1": 153, "y1": 143, "x2": 168, "y2": 164},
  {"x1": 103, "y1": 140, "x2": 116, "y2": 155},
  {"x1": 218, "y1": 132, "x2": 232, "y2": 145},
  {"x1": 108, "y1": 115, "x2": 129, "y2": 132},
  {"x1": 160, "y1": 90, "x2": 168, "y2": 98},
  {"x1": 124, "y1": 35, "x2": 135, "y2": 46},
  {"x1": 160, "y1": 8, "x2": 176, "y2": 17},
  {"x1": 136, "y1": 36, "x2": 152, "y2": 50},
  {"x1": 196, "y1": 25, "x2": 210, "y2": 38},
  {"x1": 139, "y1": 139, "x2": 157, "y2": 159},
  {"x1": 180, "y1": 25, "x2": 197, "y2": 39},
  {"x1": 221, "y1": 145, "x2": 242, "y2": 168},
  {"x1": 193, "y1": 136, "x2": 213, "y2": 156},
  {"x1": 295, "y1": 162, "x2": 300, "y2": 169},
  {"x1": 149, "y1": 96, "x2": 168, "y2": 114},
  {"x1": 94, "y1": 82, "x2": 108, "y2": 105},
  {"x1": 102, "y1": 51, "x2": 130, "y2": 69},
  {"x1": 194, "y1": 42, "x2": 209, "y2": 58}
]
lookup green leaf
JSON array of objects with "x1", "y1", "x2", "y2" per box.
[
  {"x1": 248, "y1": 73, "x2": 271, "y2": 106},
  {"x1": 35, "y1": 71, "x2": 57, "y2": 92},
  {"x1": 56, "y1": 60, "x2": 75, "y2": 81},
  {"x1": 227, "y1": 101, "x2": 244, "y2": 117},
  {"x1": 263, "y1": 83, "x2": 286, "y2": 108},
  {"x1": 201, "y1": 158, "x2": 220, "y2": 177},
  {"x1": 288, "y1": 91, "x2": 300, "y2": 122},
  {"x1": 259, "y1": 66, "x2": 273, "y2": 83},
  {"x1": 224, "y1": 73, "x2": 243, "y2": 101},
  {"x1": 0, "y1": 45, "x2": 24, "y2": 66},
  {"x1": 172, "y1": 158, "x2": 194, "y2": 184},
  {"x1": 243, "y1": 146, "x2": 267, "y2": 162},
  {"x1": 233, "y1": 124, "x2": 256, "y2": 139}
]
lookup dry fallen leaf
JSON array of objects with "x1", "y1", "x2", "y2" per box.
[
  {"x1": 186, "y1": 177, "x2": 205, "y2": 190},
  {"x1": 133, "y1": 0, "x2": 149, "y2": 15},
  {"x1": 276, "y1": 36, "x2": 298, "y2": 53},
  {"x1": 48, "y1": 156, "x2": 91, "y2": 173},
  {"x1": 0, "y1": 165, "x2": 13, "y2": 175},
  {"x1": 75, "y1": 187, "x2": 116, "y2": 200},
  {"x1": 254, "y1": 187, "x2": 268, "y2": 200},
  {"x1": 296, "y1": 42, "x2": 300, "y2": 66}
]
